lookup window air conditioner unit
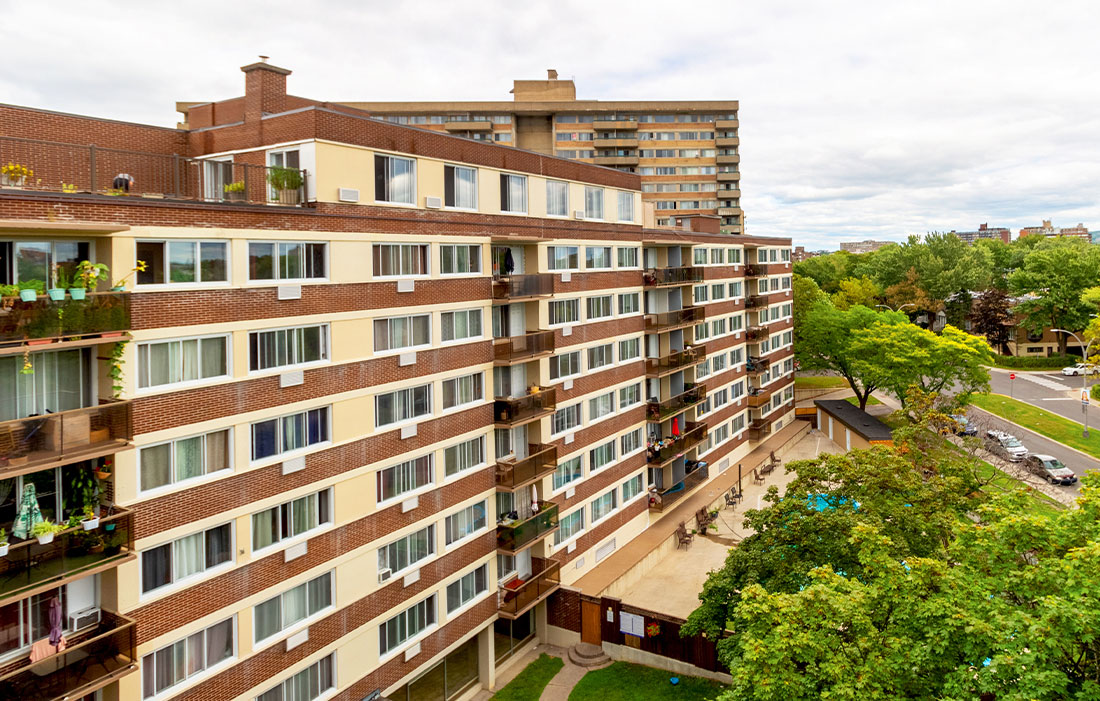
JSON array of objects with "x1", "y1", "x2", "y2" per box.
[
  {"x1": 337, "y1": 188, "x2": 360, "y2": 203},
  {"x1": 425, "y1": 196, "x2": 443, "y2": 209},
  {"x1": 68, "y1": 607, "x2": 101, "y2": 632},
  {"x1": 573, "y1": 210, "x2": 585, "y2": 219},
  {"x1": 378, "y1": 568, "x2": 392, "y2": 584}
]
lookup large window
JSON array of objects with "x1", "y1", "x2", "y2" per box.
[
  {"x1": 257, "y1": 654, "x2": 334, "y2": 701},
  {"x1": 445, "y1": 436, "x2": 485, "y2": 477},
  {"x1": 137, "y1": 335, "x2": 229, "y2": 389},
  {"x1": 250, "y1": 407, "x2": 330, "y2": 461},
  {"x1": 620, "y1": 428, "x2": 642, "y2": 455},
  {"x1": 590, "y1": 488, "x2": 617, "y2": 523},
  {"x1": 584, "y1": 187, "x2": 604, "y2": 219},
  {"x1": 445, "y1": 501, "x2": 487, "y2": 545},
  {"x1": 376, "y1": 384, "x2": 432, "y2": 427},
  {"x1": 378, "y1": 455, "x2": 434, "y2": 503},
  {"x1": 587, "y1": 344, "x2": 613, "y2": 371},
  {"x1": 136, "y1": 240, "x2": 228, "y2": 285},
  {"x1": 374, "y1": 314, "x2": 431, "y2": 352},
  {"x1": 142, "y1": 617, "x2": 235, "y2": 699},
  {"x1": 378, "y1": 525, "x2": 435, "y2": 577},
  {"x1": 618, "y1": 383, "x2": 640, "y2": 409},
  {"x1": 373, "y1": 243, "x2": 429, "y2": 277},
  {"x1": 500, "y1": 174, "x2": 527, "y2": 213},
  {"x1": 546, "y1": 180, "x2": 569, "y2": 216},
  {"x1": 444, "y1": 165, "x2": 477, "y2": 209},
  {"x1": 622, "y1": 474, "x2": 644, "y2": 502},
  {"x1": 254, "y1": 572, "x2": 333, "y2": 644},
  {"x1": 447, "y1": 564, "x2": 488, "y2": 613},
  {"x1": 618, "y1": 293, "x2": 640, "y2": 315},
  {"x1": 249, "y1": 325, "x2": 328, "y2": 371},
  {"x1": 553, "y1": 455, "x2": 583, "y2": 491},
  {"x1": 252, "y1": 489, "x2": 332, "y2": 551},
  {"x1": 549, "y1": 350, "x2": 581, "y2": 380},
  {"x1": 547, "y1": 246, "x2": 579, "y2": 271},
  {"x1": 586, "y1": 246, "x2": 612, "y2": 269},
  {"x1": 375, "y1": 154, "x2": 416, "y2": 204},
  {"x1": 616, "y1": 247, "x2": 638, "y2": 268},
  {"x1": 379, "y1": 596, "x2": 437, "y2": 656},
  {"x1": 248, "y1": 242, "x2": 325, "y2": 281},
  {"x1": 440, "y1": 244, "x2": 481, "y2": 275},
  {"x1": 587, "y1": 295, "x2": 613, "y2": 320},
  {"x1": 618, "y1": 338, "x2": 640, "y2": 362},
  {"x1": 589, "y1": 439, "x2": 616, "y2": 472},
  {"x1": 441, "y1": 309, "x2": 482, "y2": 342},
  {"x1": 548, "y1": 299, "x2": 579, "y2": 325},
  {"x1": 443, "y1": 372, "x2": 484, "y2": 410},
  {"x1": 140, "y1": 429, "x2": 231, "y2": 492},
  {"x1": 142, "y1": 524, "x2": 233, "y2": 594},
  {"x1": 555, "y1": 509, "x2": 584, "y2": 545},
  {"x1": 617, "y1": 191, "x2": 635, "y2": 222},
  {"x1": 552, "y1": 404, "x2": 582, "y2": 434}
]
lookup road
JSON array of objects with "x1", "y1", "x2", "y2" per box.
[{"x1": 988, "y1": 367, "x2": 1099, "y2": 426}]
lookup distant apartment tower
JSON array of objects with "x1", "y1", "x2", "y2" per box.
[
  {"x1": 791, "y1": 246, "x2": 826, "y2": 263},
  {"x1": 950, "y1": 223, "x2": 1011, "y2": 245},
  {"x1": 1019, "y1": 220, "x2": 1092, "y2": 241},
  {"x1": 180, "y1": 70, "x2": 743, "y2": 235},
  {"x1": 839, "y1": 240, "x2": 893, "y2": 254}
]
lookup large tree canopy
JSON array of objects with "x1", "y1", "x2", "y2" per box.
[
  {"x1": 1009, "y1": 237, "x2": 1100, "y2": 354},
  {"x1": 830, "y1": 275, "x2": 880, "y2": 310}
]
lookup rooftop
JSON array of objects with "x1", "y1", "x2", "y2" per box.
[{"x1": 814, "y1": 400, "x2": 895, "y2": 442}]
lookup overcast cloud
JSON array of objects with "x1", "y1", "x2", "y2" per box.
[{"x1": 3, "y1": 0, "x2": 1098, "y2": 249}]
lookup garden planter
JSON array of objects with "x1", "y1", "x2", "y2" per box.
[
  {"x1": 8, "y1": 455, "x2": 28, "y2": 467},
  {"x1": 28, "y1": 339, "x2": 52, "y2": 346},
  {"x1": 69, "y1": 288, "x2": 86, "y2": 300},
  {"x1": 225, "y1": 191, "x2": 246, "y2": 202},
  {"x1": 88, "y1": 543, "x2": 104, "y2": 554},
  {"x1": 81, "y1": 517, "x2": 100, "y2": 531},
  {"x1": 19, "y1": 289, "x2": 37, "y2": 302},
  {"x1": 110, "y1": 285, "x2": 125, "y2": 292},
  {"x1": 276, "y1": 189, "x2": 302, "y2": 205},
  {"x1": 47, "y1": 289, "x2": 65, "y2": 301},
  {"x1": 0, "y1": 544, "x2": 8, "y2": 557},
  {"x1": 36, "y1": 532, "x2": 55, "y2": 545},
  {"x1": 1, "y1": 175, "x2": 26, "y2": 188},
  {"x1": 95, "y1": 470, "x2": 111, "y2": 480},
  {"x1": 89, "y1": 428, "x2": 110, "y2": 443}
]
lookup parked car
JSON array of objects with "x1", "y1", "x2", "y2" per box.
[
  {"x1": 1061, "y1": 363, "x2": 1099, "y2": 376},
  {"x1": 950, "y1": 414, "x2": 978, "y2": 436},
  {"x1": 1023, "y1": 454, "x2": 1078, "y2": 485},
  {"x1": 984, "y1": 430, "x2": 1029, "y2": 462}
]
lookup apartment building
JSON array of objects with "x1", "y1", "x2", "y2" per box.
[
  {"x1": 178, "y1": 69, "x2": 744, "y2": 234},
  {"x1": 1019, "y1": 220, "x2": 1091, "y2": 241},
  {"x1": 0, "y1": 61, "x2": 793, "y2": 701},
  {"x1": 949, "y1": 223, "x2": 1011, "y2": 245},
  {"x1": 838, "y1": 240, "x2": 893, "y2": 254}
]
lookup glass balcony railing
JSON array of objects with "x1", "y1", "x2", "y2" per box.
[
  {"x1": 497, "y1": 502, "x2": 559, "y2": 553},
  {"x1": 646, "y1": 383, "x2": 707, "y2": 421},
  {"x1": 745, "y1": 295, "x2": 768, "y2": 309},
  {"x1": 0, "y1": 400, "x2": 133, "y2": 478},
  {"x1": 743, "y1": 264, "x2": 766, "y2": 278},
  {"x1": 493, "y1": 331, "x2": 555, "y2": 364},
  {"x1": 498, "y1": 557, "x2": 561, "y2": 619},
  {"x1": 746, "y1": 356, "x2": 771, "y2": 375},
  {"x1": 746, "y1": 326, "x2": 767, "y2": 342},
  {"x1": 495, "y1": 444, "x2": 558, "y2": 490},
  {"x1": 645, "y1": 307, "x2": 705, "y2": 332},
  {"x1": 646, "y1": 422, "x2": 708, "y2": 466},
  {"x1": 649, "y1": 464, "x2": 709, "y2": 512},
  {"x1": 492, "y1": 274, "x2": 554, "y2": 300},
  {"x1": 642, "y1": 267, "x2": 703, "y2": 287},
  {"x1": 0, "y1": 292, "x2": 130, "y2": 347},
  {"x1": 749, "y1": 419, "x2": 773, "y2": 440},
  {"x1": 493, "y1": 388, "x2": 556, "y2": 426},
  {"x1": 645, "y1": 344, "x2": 707, "y2": 376},
  {"x1": 747, "y1": 388, "x2": 773, "y2": 408}
]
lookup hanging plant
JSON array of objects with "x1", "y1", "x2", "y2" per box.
[
  {"x1": 645, "y1": 621, "x2": 661, "y2": 638},
  {"x1": 20, "y1": 346, "x2": 32, "y2": 375},
  {"x1": 109, "y1": 340, "x2": 127, "y2": 398}
]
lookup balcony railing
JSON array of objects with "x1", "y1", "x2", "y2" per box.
[
  {"x1": 0, "y1": 400, "x2": 133, "y2": 478},
  {"x1": 647, "y1": 422, "x2": 708, "y2": 466},
  {"x1": 747, "y1": 388, "x2": 772, "y2": 408},
  {"x1": 0, "y1": 135, "x2": 307, "y2": 206},
  {"x1": 642, "y1": 266, "x2": 704, "y2": 287},
  {"x1": 0, "y1": 506, "x2": 134, "y2": 607},
  {"x1": 745, "y1": 326, "x2": 767, "y2": 342},
  {"x1": 645, "y1": 307, "x2": 705, "y2": 333},
  {"x1": 749, "y1": 419, "x2": 773, "y2": 441},
  {"x1": 649, "y1": 464, "x2": 709, "y2": 512},
  {"x1": 493, "y1": 331, "x2": 555, "y2": 364},
  {"x1": 645, "y1": 344, "x2": 707, "y2": 376},
  {"x1": 494, "y1": 388, "x2": 556, "y2": 426},
  {"x1": 746, "y1": 356, "x2": 771, "y2": 375},
  {"x1": 745, "y1": 295, "x2": 768, "y2": 309},
  {"x1": 495, "y1": 444, "x2": 558, "y2": 490},
  {"x1": 492, "y1": 274, "x2": 554, "y2": 300},
  {"x1": 0, "y1": 610, "x2": 137, "y2": 700},
  {"x1": 646, "y1": 383, "x2": 707, "y2": 421},
  {"x1": 497, "y1": 502, "x2": 559, "y2": 553},
  {"x1": 744, "y1": 264, "x2": 766, "y2": 278},
  {"x1": 0, "y1": 292, "x2": 130, "y2": 347},
  {"x1": 498, "y1": 557, "x2": 561, "y2": 619}
]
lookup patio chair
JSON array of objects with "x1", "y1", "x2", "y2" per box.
[
  {"x1": 753, "y1": 468, "x2": 764, "y2": 484},
  {"x1": 724, "y1": 491, "x2": 739, "y2": 509},
  {"x1": 676, "y1": 522, "x2": 694, "y2": 548}
]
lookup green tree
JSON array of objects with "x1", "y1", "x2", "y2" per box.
[
  {"x1": 830, "y1": 276, "x2": 880, "y2": 310},
  {"x1": 1009, "y1": 237, "x2": 1100, "y2": 355},
  {"x1": 970, "y1": 288, "x2": 1013, "y2": 354},
  {"x1": 793, "y1": 251, "x2": 857, "y2": 294}
]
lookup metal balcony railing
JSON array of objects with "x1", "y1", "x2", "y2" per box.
[
  {"x1": 498, "y1": 557, "x2": 561, "y2": 619},
  {"x1": 645, "y1": 307, "x2": 705, "y2": 332},
  {"x1": 495, "y1": 444, "x2": 558, "y2": 490},
  {"x1": 497, "y1": 502, "x2": 559, "y2": 553},
  {"x1": 647, "y1": 422, "x2": 708, "y2": 466},
  {"x1": 491, "y1": 274, "x2": 554, "y2": 300},
  {"x1": 749, "y1": 419, "x2": 773, "y2": 440},
  {"x1": 746, "y1": 356, "x2": 771, "y2": 374},
  {"x1": 642, "y1": 267, "x2": 704, "y2": 287},
  {"x1": 745, "y1": 295, "x2": 768, "y2": 309},
  {"x1": 645, "y1": 345, "x2": 706, "y2": 376},
  {"x1": 0, "y1": 292, "x2": 130, "y2": 347},
  {"x1": 493, "y1": 388, "x2": 556, "y2": 426},
  {"x1": 646, "y1": 383, "x2": 707, "y2": 421},
  {"x1": 649, "y1": 465, "x2": 709, "y2": 512},
  {"x1": 0, "y1": 400, "x2": 133, "y2": 477},
  {"x1": 744, "y1": 264, "x2": 766, "y2": 278},
  {"x1": 493, "y1": 331, "x2": 555, "y2": 364}
]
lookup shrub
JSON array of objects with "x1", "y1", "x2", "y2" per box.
[{"x1": 991, "y1": 353, "x2": 1075, "y2": 369}]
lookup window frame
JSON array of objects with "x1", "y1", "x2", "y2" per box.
[
  {"x1": 546, "y1": 180, "x2": 569, "y2": 217},
  {"x1": 439, "y1": 243, "x2": 482, "y2": 276},
  {"x1": 141, "y1": 616, "x2": 237, "y2": 700},
  {"x1": 249, "y1": 406, "x2": 331, "y2": 464},
  {"x1": 374, "y1": 153, "x2": 418, "y2": 205},
  {"x1": 375, "y1": 383, "x2": 434, "y2": 428},
  {"x1": 584, "y1": 186, "x2": 604, "y2": 220},
  {"x1": 253, "y1": 572, "x2": 335, "y2": 648},
  {"x1": 500, "y1": 173, "x2": 528, "y2": 214},
  {"x1": 372, "y1": 243, "x2": 430, "y2": 278},
  {"x1": 247, "y1": 241, "x2": 327, "y2": 283},
  {"x1": 139, "y1": 428, "x2": 233, "y2": 495},
  {"x1": 140, "y1": 522, "x2": 235, "y2": 598},
  {"x1": 136, "y1": 333, "x2": 232, "y2": 392},
  {"x1": 135, "y1": 239, "x2": 230, "y2": 288},
  {"x1": 248, "y1": 323, "x2": 329, "y2": 374},
  {"x1": 376, "y1": 454, "x2": 435, "y2": 505},
  {"x1": 250, "y1": 488, "x2": 334, "y2": 554},
  {"x1": 443, "y1": 164, "x2": 478, "y2": 210}
]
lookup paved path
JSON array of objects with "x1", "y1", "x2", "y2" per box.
[{"x1": 470, "y1": 644, "x2": 594, "y2": 701}]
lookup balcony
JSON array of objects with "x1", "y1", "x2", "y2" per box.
[
  {"x1": 646, "y1": 345, "x2": 707, "y2": 377},
  {"x1": 642, "y1": 266, "x2": 703, "y2": 287},
  {"x1": 494, "y1": 331, "x2": 555, "y2": 364},
  {"x1": 0, "y1": 610, "x2": 137, "y2": 701},
  {"x1": 495, "y1": 444, "x2": 558, "y2": 491},
  {"x1": 716, "y1": 187, "x2": 741, "y2": 199},
  {"x1": 745, "y1": 295, "x2": 768, "y2": 309},
  {"x1": 646, "y1": 383, "x2": 707, "y2": 421},
  {"x1": 749, "y1": 419, "x2": 773, "y2": 441},
  {"x1": 716, "y1": 170, "x2": 740, "y2": 182},
  {"x1": 715, "y1": 119, "x2": 740, "y2": 129},
  {"x1": 0, "y1": 506, "x2": 134, "y2": 607},
  {"x1": 593, "y1": 137, "x2": 639, "y2": 148},
  {"x1": 647, "y1": 422, "x2": 708, "y2": 466},
  {"x1": 494, "y1": 388, "x2": 556, "y2": 427},
  {"x1": 717, "y1": 207, "x2": 742, "y2": 217},
  {"x1": 497, "y1": 502, "x2": 559, "y2": 553},
  {"x1": 715, "y1": 137, "x2": 740, "y2": 148},
  {"x1": 645, "y1": 307, "x2": 705, "y2": 333},
  {"x1": 746, "y1": 326, "x2": 767, "y2": 342},
  {"x1": 593, "y1": 155, "x2": 639, "y2": 166},
  {"x1": 716, "y1": 154, "x2": 740, "y2": 165},
  {"x1": 592, "y1": 119, "x2": 638, "y2": 130},
  {"x1": 746, "y1": 356, "x2": 771, "y2": 375},
  {"x1": 443, "y1": 120, "x2": 494, "y2": 132},
  {"x1": 744, "y1": 264, "x2": 766, "y2": 278},
  {"x1": 492, "y1": 274, "x2": 554, "y2": 301},
  {"x1": 649, "y1": 464, "x2": 709, "y2": 512},
  {"x1": 0, "y1": 400, "x2": 133, "y2": 478},
  {"x1": 498, "y1": 557, "x2": 561, "y2": 619},
  {"x1": 746, "y1": 388, "x2": 772, "y2": 408},
  {"x1": 0, "y1": 292, "x2": 130, "y2": 348}
]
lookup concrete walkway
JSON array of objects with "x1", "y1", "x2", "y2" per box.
[{"x1": 470, "y1": 644, "x2": 590, "y2": 701}]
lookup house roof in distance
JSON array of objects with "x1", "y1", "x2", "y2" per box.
[{"x1": 814, "y1": 399, "x2": 894, "y2": 442}]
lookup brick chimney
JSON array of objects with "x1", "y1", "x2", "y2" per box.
[{"x1": 241, "y1": 57, "x2": 291, "y2": 123}]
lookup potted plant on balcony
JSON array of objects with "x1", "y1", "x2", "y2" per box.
[
  {"x1": 0, "y1": 284, "x2": 16, "y2": 310},
  {"x1": 81, "y1": 505, "x2": 100, "y2": 531},
  {"x1": 96, "y1": 456, "x2": 114, "y2": 481},
  {"x1": 75, "y1": 260, "x2": 110, "y2": 299},
  {"x1": 18, "y1": 279, "x2": 43, "y2": 302},
  {"x1": 1, "y1": 162, "x2": 33, "y2": 188},
  {"x1": 267, "y1": 167, "x2": 303, "y2": 204},
  {"x1": 0, "y1": 529, "x2": 8, "y2": 557},
  {"x1": 32, "y1": 519, "x2": 62, "y2": 545},
  {"x1": 223, "y1": 180, "x2": 246, "y2": 202},
  {"x1": 110, "y1": 260, "x2": 146, "y2": 291},
  {"x1": 47, "y1": 264, "x2": 66, "y2": 301}
]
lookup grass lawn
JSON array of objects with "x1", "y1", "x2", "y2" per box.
[
  {"x1": 568, "y1": 661, "x2": 726, "y2": 701},
  {"x1": 969, "y1": 393, "x2": 1100, "y2": 460},
  {"x1": 845, "y1": 395, "x2": 882, "y2": 407},
  {"x1": 492, "y1": 653, "x2": 564, "y2": 701},
  {"x1": 794, "y1": 376, "x2": 849, "y2": 389}
]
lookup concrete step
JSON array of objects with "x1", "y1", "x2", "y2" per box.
[{"x1": 568, "y1": 642, "x2": 611, "y2": 668}]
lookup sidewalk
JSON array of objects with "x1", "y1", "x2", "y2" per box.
[{"x1": 469, "y1": 644, "x2": 589, "y2": 701}]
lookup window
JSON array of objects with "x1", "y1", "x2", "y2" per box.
[
  {"x1": 729, "y1": 281, "x2": 742, "y2": 298},
  {"x1": 618, "y1": 338, "x2": 640, "y2": 362},
  {"x1": 447, "y1": 564, "x2": 488, "y2": 612},
  {"x1": 731, "y1": 381, "x2": 744, "y2": 399},
  {"x1": 589, "y1": 391, "x2": 615, "y2": 421},
  {"x1": 377, "y1": 455, "x2": 434, "y2": 503},
  {"x1": 252, "y1": 489, "x2": 332, "y2": 551},
  {"x1": 697, "y1": 358, "x2": 711, "y2": 379},
  {"x1": 378, "y1": 525, "x2": 435, "y2": 576},
  {"x1": 375, "y1": 384, "x2": 432, "y2": 428},
  {"x1": 249, "y1": 324, "x2": 328, "y2": 371},
  {"x1": 693, "y1": 248, "x2": 708, "y2": 266},
  {"x1": 712, "y1": 388, "x2": 729, "y2": 409},
  {"x1": 584, "y1": 187, "x2": 604, "y2": 219},
  {"x1": 694, "y1": 322, "x2": 710, "y2": 341},
  {"x1": 590, "y1": 489, "x2": 617, "y2": 523},
  {"x1": 710, "y1": 423, "x2": 729, "y2": 447},
  {"x1": 442, "y1": 372, "x2": 483, "y2": 410},
  {"x1": 547, "y1": 246, "x2": 579, "y2": 271},
  {"x1": 728, "y1": 248, "x2": 742, "y2": 264},
  {"x1": 549, "y1": 299, "x2": 580, "y2": 325},
  {"x1": 552, "y1": 404, "x2": 582, "y2": 434},
  {"x1": 441, "y1": 309, "x2": 482, "y2": 342},
  {"x1": 440, "y1": 244, "x2": 481, "y2": 275},
  {"x1": 730, "y1": 314, "x2": 743, "y2": 332},
  {"x1": 379, "y1": 596, "x2": 436, "y2": 656},
  {"x1": 375, "y1": 154, "x2": 416, "y2": 204},
  {"x1": 254, "y1": 572, "x2": 332, "y2": 642},
  {"x1": 553, "y1": 456, "x2": 583, "y2": 491},
  {"x1": 142, "y1": 618, "x2": 235, "y2": 699},
  {"x1": 137, "y1": 335, "x2": 229, "y2": 389},
  {"x1": 618, "y1": 383, "x2": 640, "y2": 409},
  {"x1": 589, "y1": 440, "x2": 616, "y2": 472},
  {"x1": 587, "y1": 344, "x2": 613, "y2": 370},
  {"x1": 587, "y1": 295, "x2": 613, "y2": 320},
  {"x1": 248, "y1": 242, "x2": 325, "y2": 281},
  {"x1": 617, "y1": 247, "x2": 639, "y2": 268},
  {"x1": 617, "y1": 191, "x2": 634, "y2": 222},
  {"x1": 622, "y1": 475, "x2": 643, "y2": 502},
  {"x1": 251, "y1": 407, "x2": 330, "y2": 461},
  {"x1": 373, "y1": 314, "x2": 431, "y2": 353},
  {"x1": 140, "y1": 429, "x2": 231, "y2": 492},
  {"x1": 546, "y1": 180, "x2": 569, "y2": 216},
  {"x1": 373, "y1": 243, "x2": 429, "y2": 277},
  {"x1": 445, "y1": 501, "x2": 487, "y2": 545},
  {"x1": 257, "y1": 656, "x2": 334, "y2": 701},
  {"x1": 445, "y1": 435, "x2": 485, "y2": 478},
  {"x1": 618, "y1": 293, "x2": 640, "y2": 315},
  {"x1": 586, "y1": 246, "x2": 612, "y2": 269},
  {"x1": 550, "y1": 350, "x2": 581, "y2": 380},
  {"x1": 555, "y1": 509, "x2": 584, "y2": 545},
  {"x1": 730, "y1": 347, "x2": 744, "y2": 367},
  {"x1": 712, "y1": 353, "x2": 728, "y2": 374},
  {"x1": 711, "y1": 283, "x2": 726, "y2": 301},
  {"x1": 710, "y1": 248, "x2": 724, "y2": 265},
  {"x1": 136, "y1": 241, "x2": 228, "y2": 285},
  {"x1": 444, "y1": 165, "x2": 478, "y2": 209},
  {"x1": 732, "y1": 413, "x2": 746, "y2": 433},
  {"x1": 712, "y1": 318, "x2": 726, "y2": 336},
  {"x1": 500, "y1": 174, "x2": 527, "y2": 213},
  {"x1": 142, "y1": 524, "x2": 233, "y2": 594},
  {"x1": 621, "y1": 428, "x2": 642, "y2": 455}
]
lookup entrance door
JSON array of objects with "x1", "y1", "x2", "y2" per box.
[{"x1": 580, "y1": 600, "x2": 602, "y2": 646}]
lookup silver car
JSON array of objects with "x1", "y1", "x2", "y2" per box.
[{"x1": 984, "y1": 430, "x2": 1028, "y2": 462}]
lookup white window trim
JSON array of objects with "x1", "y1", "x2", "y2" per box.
[
  {"x1": 547, "y1": 298, "x2": 581, "y2": 328},
  {"x1": 500, "y1": 173, "x2": 529, "y2": 215},
  {"x1": 141, "y1": 617, "x2": 238, "y2": 701},
  {"x1": 589, "y1": 490, "x2": 619, "y2": 527},
  {"x1": 549, "y1": 454, "x2": 585, "y2": 497},
  {"x1": 245, "y1": 240, "x2": 329, "y2": 284},
  {"x1": 553, "y1": 507, "x2": 586, "y2": 551},
  {"x1": 443, "y1": 562, "x2": 493, "y2": 619},
  {"x1": 372, "y1": 314, "x2": 434, "y2": 357},
  {"x1": 584, "y1": 247, "x2": 613, "y2": 271},
  {"x1": 138, "y1": 525, "x2": 236, "y2": 603},
  {"x1": 252, "y1": 573, "x2": 336, "y2": 652},
  {"x1": 250, "y1": 489, "x2": 335, "y2": 557},
  {"x1": 379, "y1": 615, "x2": 439, "y2": 663},
  {"x1": 248, "y1": 323, "x2": 331, "y2": 377},
  {"x1": 371, "y1": 243, "x2": 431, "y2": 279},
  {"x1": 443, "y1": 166, "x2": 479, "y2": 212},
  {"x1": 549, "y1": 403, "x2": 583, "y2": 438},
  {"x1": 585, "y1": 392, "x2": 617, "y2": 429},
  {"x1": 617, "y1": 292, "x2": 642, "y2": 318},
  {"x1": 249, "y1": 406, "x2": 333, "y2": 468},
  {"x1": 137, "y1": 428, "x2": 235, "y2": 498},
  {"x1": 377, "y1": 525, "x2": 440, "y2": 582},
  {"x1": 545, "y1": 180, "x2": 570, "y2": 218},
  {"x1": 438, "y1": 243, "x2": 483, "y2": 277},
  {"x1": 375, "y1": 456, "x2": 437, "y2": 507},
  {"x1": 374, "y1": 154, "x2": 418, "y2": 206},
  {"x1": 443, "y1": 502, "x2": 489, "y2": 551},
  {"x1": 587, "y1": 439, "x2": 617, "y2": 476},
  {"x1": 442, "y1": 435, "x2": 488, "y2": 483},
  {"x1": 546, "y1": 246, "x2": 581, "y2": 272},
  {"x1": 549, "y1": 350, "x2": 583, "y2": 383},
  {"x1": 441, "y1": 372, "x2": 486, "y2": 415},
  {"x1": 135, "y1": 333, "x2": 233, "y2": 396},
  {"x1": 621, "y1": 472, "x2": 647, "y2": 505},
  {"x1": 374, "y1": 385, "x2": 434, "y2": 430},
  {"x1": 135, "y1": 239, "x2": 232, "y2": 289},
  {"x1": 615, "y1": 247, "x2": 640, "y2": 269}
]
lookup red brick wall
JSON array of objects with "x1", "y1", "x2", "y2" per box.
[
  {"x1": 547, "y1": 587, "x2": 581, "y2": 632},
  {"x1": 0, "y1": 104, "x2": 186, "y2": 154},
  {"x1": 555, "y1": 495, "x2": 647, "y2": 567}
]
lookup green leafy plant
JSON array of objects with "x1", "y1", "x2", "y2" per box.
[
  {"x1": 224, "y1": 180, "x2": 245, "y2": 193},
  {"x1": 55, "y1": 265, "x2": 73, "y2": 291},
  {"x1": 31, "y1": 519, "x2": 61, "y2": 538},
  {"x1": 0, "y1": 528, "x2": 7, "y2": 546},
  {"x1": 66, "y1": 513, "x2": 82, "y2": 529},
  {"x1": 76, "y1": 260, "x2": 110, "y2": 291},
  {"x1": 109, "y1": 340, "x2": 127, "y2": 398},
  {"x1": 266, "y1": 167, "x2": 303, "y2": 192},
  {"x1": 20, "y1": 346, "x2": 32, "y2": 375},
  {"x1": 17, "y1": 279, "x2": 45, "y2": 294},
  {"x1": 112, "y1": 260, "x2": 146, "y2": 290}
]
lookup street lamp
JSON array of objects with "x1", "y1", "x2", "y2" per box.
[
  {"x1": 876, "y1": 303, "x2": 915, "y2": 313},
  {"x1": 1052, "y1": 328, "x2": 1095, "y2": 438}
]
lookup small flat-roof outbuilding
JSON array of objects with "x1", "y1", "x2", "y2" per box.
[{"x1": 814, "y1": 399, "x2": 894, "y2": 451}]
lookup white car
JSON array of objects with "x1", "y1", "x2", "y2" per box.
[
  {"x1": 1062, "y1": 363, "x2": 1099, "y2": 376},
  {"x1": 984, "y1": 430, "x2": 1029, "y2": 462}
]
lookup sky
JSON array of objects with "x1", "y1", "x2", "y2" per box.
[{"x1": 3, "y1": 1, "x2": 1099, "y2": 249}]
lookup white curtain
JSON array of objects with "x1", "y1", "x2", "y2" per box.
[
  {"x1": 455, "y1": 167, "x2": 477, "y2": 208},
  {"x1": 173, "y1": 533, "x2": 204, "y2": 580},
  {"x1": 174, "y1": 436, "x2": 203, "y2": 481},
  {"x1": 388, "y1": 157, "x2": 415, "y2": 204}
]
